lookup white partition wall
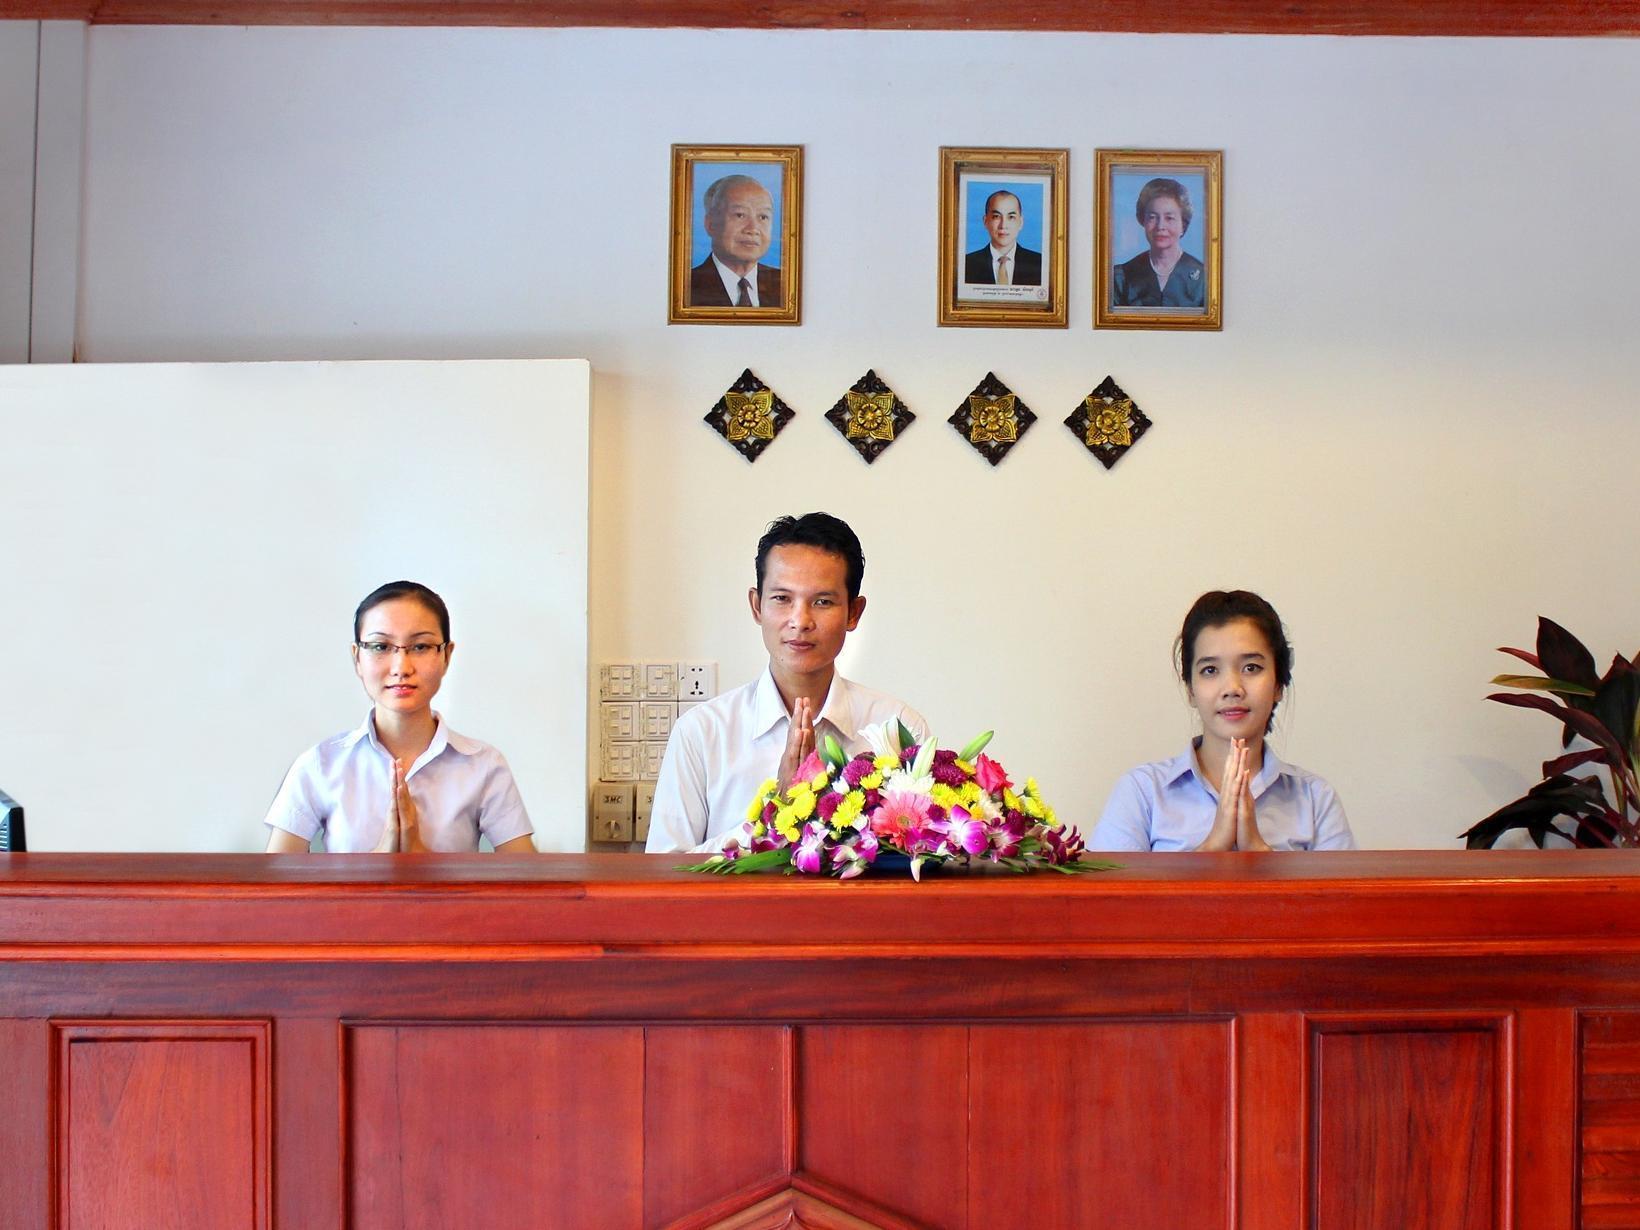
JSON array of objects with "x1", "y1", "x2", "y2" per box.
[{"x1": 0, "y1": 359, "x2": 590, "y2": 851}]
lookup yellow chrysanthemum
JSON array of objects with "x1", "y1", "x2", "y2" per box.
[
  {"x1": 751, "y1": 820, "x2": 766, "y2": 838},
  {"x1": 1002, "y1": 789, "x2": 1021, "y2": 811},
  {"x1": 811, "y1": 768, "x2": 831, "y2": 790},
  {"x1": 1025, "y1": 777, "x2": 1043, "y2": 801},
  {"x1": 874, "y1": 754, "x2": 898, "y2": 772},
  {"x1": 834, "y1": 791, "x2": 866, "y2": 831},
  {"x1": 791, "y1": 790, "x2": 816, "y2": 820},
  {"x1": 756, "y1": 778, "x2": 779, "y2": 801},
  {"x1": 955, "y1": 759, "x2": 976, "y2": 775},
  {"x1": 1044, "y1": 806, "x2": 1060, "y2": 829},
  {"x1": 860, "y1": 771, "x2": 883, "y2": 790},
  {"x1": 1021, "y1": 795, "x2": 1046, "y2": 820},
  {"x1": 775, "y1": 808, "x2": 801, "y2": 842},
  {"x1": 931, "y1": 783, "x2": 959, "y2": 810},
  {"x1": 746, "y1": 796, "x2": 766, "y2": 823},
  {"x1": 958, "y1": 781, "x2": 983, "y2": 806}
]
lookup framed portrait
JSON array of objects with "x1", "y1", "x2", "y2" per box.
[
  {"x1": 669, "y1": 144, "x2": 802, "y2": 326},
  {"x1": 1095, "y1": 148, "x2": 1223, "y2": 331},
  {"x1": 938, "y1": 147, "x2": 1068, "y2": 329}
]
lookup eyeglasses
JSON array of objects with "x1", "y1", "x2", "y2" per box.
[{"x1": 356, "y1": 641, "x2": 447, "y2": 659}]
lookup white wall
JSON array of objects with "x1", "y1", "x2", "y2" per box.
[
  {"x1": 24, "y1": 27, "x2": 1640, "y2": 847},
  {"x1": 0, "y1": 360, "x2": 590, "y2": 852}
]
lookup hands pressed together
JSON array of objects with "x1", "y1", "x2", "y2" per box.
[
  {"x1": 776, "y1": 697, "x2": 816, "y2": 790},
  {"x1": 1195, "y1": 738, "x2": 1271, "y2": 852},
  {"x1": 372, "y1": 759, "x2": 430, "y2": 854}
]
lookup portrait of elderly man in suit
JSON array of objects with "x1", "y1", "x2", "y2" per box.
[
  {"x1": 688, "y1": 173, "x2": 783, "y2": 308},
  {"x1": 963, "y1": 189, "x2": 1042, "y2": 287}
]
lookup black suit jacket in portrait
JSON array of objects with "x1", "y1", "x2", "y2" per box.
[
  {"x1": 688, "y1": 257, "x2": 783, "y2": 307},
  {"x1": 964, "y1": 245, "x2": 1042, "y2": 286}
]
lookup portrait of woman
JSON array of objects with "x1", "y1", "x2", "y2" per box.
[
  {"x1": 1112, "y1": 177, "x2": 1206, "y2": 309},
  {"x1": 1094, "y1": 149, "x2": 1222, "y2": 330}
]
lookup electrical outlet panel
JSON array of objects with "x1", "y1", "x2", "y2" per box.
[
  {"x1": 600, "y1": 742, "x2": 638, "y2": 782},
  {"x1": 639, "y1": 742, "x2": 666, "y2": 779},
  {"x1": 598, "y1": 662, "x2": 638, "y2": 701},
  {"x1": 676, "y1": 661, "x2": 717, "y2": 701},
  {"x1": 591, "y1": 782, "x2": 634, "y2": 843},
  {"x1": 634, "y1": 782, "x2": 656, "y2": 844},
  {"x1": 601, "y1": 701, "x2": 638, "y2": 744},
  {"x1": 640, "y1": 702, "x2": 675, "y2": 741},
  {"x1": 641, "y1": 661, "x2": 678, "y2": 700}
]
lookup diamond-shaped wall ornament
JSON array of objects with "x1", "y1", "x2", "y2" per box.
[
  {"x1": 825, "y1": 369, "x2": 914, "y2": 464},
  {"x1": 1065, "y1": 375, "x2": 1152, "y2": 469},
  {"x1": 947, "y1": 372, "x2": 1036, "y2": 467},
  {"x1": 704, "y1": 368, "x2": 796, "y2": 463}
]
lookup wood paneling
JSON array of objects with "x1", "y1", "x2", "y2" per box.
[
  {"x1": 0, "y1": 1019, "x2": 50, "y2": 1230},
  {"x1": 53, "y1": 1020, "x2": 269, "y2": 1230},
  {"x1": 344, "y1": 1022, "x2": 643, "y2": 1228},
  {"x1": 1, "y1": 852, "x2": 1633, "y2": 1226},
  {"x1": 0, "y1": 0, "x2": 1634, "y2": 35},
  {"x1": 969, "y1": 1020, "x2": 1233, "y2": 1228},
  {"x1": 644, "y1": 1026, "x2": 789, "y2": 1229},
  {"x1": 799, "y1": 1025, "x2": 969, "y2": 1229},
  {"x1": 1312, "y1": 1017, "x2": 1503, "y2": 1230},
  {"x1": 1583, "y1": 1013, "x2": 1640, "y2": 1229}
]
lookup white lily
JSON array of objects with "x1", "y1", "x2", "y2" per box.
[
  {"x1": 858, "y1": 720, "x2": 903, "y2": 762},
  {"x1": 883, "y1": 737, "x2": 937, "y2": 796}
]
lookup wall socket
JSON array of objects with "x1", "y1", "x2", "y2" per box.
[
  {"x1": 676, "y1": 661, "x2": 717, "y2": 701},
  {"x1": 591, "y1": 782, "x2": 634, "y2": 843}
]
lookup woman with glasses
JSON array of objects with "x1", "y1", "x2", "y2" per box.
[{"x1": 263, "y1": 581, "x2": 535, "y2": 853}]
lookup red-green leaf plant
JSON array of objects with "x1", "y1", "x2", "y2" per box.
[{"x1": 1462, "y1": 617, "x2": 1640, "y2": 849}]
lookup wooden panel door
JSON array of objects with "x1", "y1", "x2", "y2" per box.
[
  {"x1": 1312, "y1": 1016, "x2": 1504, "y2": 1230},
  {"x1": 345, "y1": 1023, "x2": 644, "y2": 1229},
  {"x1": 54, "y1": 1020, "x2": 270, "y2": 1230}
]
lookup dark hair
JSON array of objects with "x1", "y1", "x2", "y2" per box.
[
  {"x1": 354, "y1": 581, "x2": 451, "y2": 642},
  {"x1": 754, "y1": 513, "x2": 865, "y2": 602},
  {"x1": 1175, "y1": 590, "x2": 1292, "y2": 732}
]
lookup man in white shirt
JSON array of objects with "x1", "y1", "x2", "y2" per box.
[{"x1": 646, "y1": 513, "x2": 928, "y2": 853}]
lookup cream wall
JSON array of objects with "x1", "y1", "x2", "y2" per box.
[{"x1": 10, "y1": 26, "x2": 1640, "y2": 848}]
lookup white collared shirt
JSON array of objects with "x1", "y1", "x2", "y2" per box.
[
  {"x1": 264, "y1": 711, "x2": 533, "y2": 852},
  {"x1": 712, "y1": 254, "x2": 761, "y2": 306},
  {"x1": 1091, "y1": 739, "x2": 1356, "y2": 853},
  {"x1": 646, "y1": 667, "x2": 929, "y2": 854}
]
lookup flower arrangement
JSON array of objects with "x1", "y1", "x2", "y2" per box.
[{"x1": 685, "y1": 721, "x2": 1112, "y2": 879}]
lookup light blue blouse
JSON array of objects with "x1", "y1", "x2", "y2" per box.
[{"x1": 1092, "y1": 740, "x2": 1357, "y2": 852}]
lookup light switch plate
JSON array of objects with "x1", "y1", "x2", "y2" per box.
[
  {"x1": 591, "y1": 781, "x2": 635, "y2": 843},
  {"x1": 641, "y1": 661, "x2": 678, "y2": 700},
  {"x1": 598, "y1": 663, "x2": 638, "y2": 701}
]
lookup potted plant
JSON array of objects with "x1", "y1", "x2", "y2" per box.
[{"x1": 1462, "y1": 617, "x2": 1640, "y2": 848}]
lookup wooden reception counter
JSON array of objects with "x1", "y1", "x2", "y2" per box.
[{"x1": 1, "y1": 850, "x2": 1637, "y2": 1229}]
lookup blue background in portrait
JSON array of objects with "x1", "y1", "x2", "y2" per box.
[
  {"x1": 964, "y1": 180, "x2": 1045, "y2": 253},
  {"x1": 1110, "y1": 171, "x2": 1206, "y2": 263},
  {"x1": 692, "y1": 161, "x2": 784, "y2": 269}
]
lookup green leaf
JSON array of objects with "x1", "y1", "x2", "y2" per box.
[
  {"x1": 958, "y1": 730, "x2": 995, "y2": 760},
  {"x1": 1490, "y1": 674, "x2": 1597, "y2": 697},
  {"x1": 896, "y1": 718, "x2": 916, "y2": 751},
  {"x1": 678, "y1": 848, "x2": 794, "y2": 875},
  {"x1": 821, "y1": 734, "x2": 847, "y2": 771}
]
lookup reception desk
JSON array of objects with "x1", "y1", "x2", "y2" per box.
[{"x1": 1, "y1": 850, "x2": 1636, "y2": 1229}]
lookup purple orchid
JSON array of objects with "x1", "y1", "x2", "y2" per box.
[
  {"x1": 830, "y1": 829, "x2": 880, "y2": 879},
  {"x1": 938, "y1": 805, "x2": 990, "y2": 857},
  {"x1": 792, "y1": 821, "x2": 830, "y2": 875}
]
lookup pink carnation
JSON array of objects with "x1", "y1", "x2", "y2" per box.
[{"x1": 816, "y1": 789, "x2": 843, "y2": 821}]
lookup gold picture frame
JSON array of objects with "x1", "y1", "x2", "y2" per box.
[
  {"x1": 1094, "y1": 148, "x2": 1223, "y2": 331},
  {"x1": 938, "y1": 147, "x2": 1068, "y2": 329},
  {"x1": 669, "y1": 144, "x2": 802, "y2": 326}
]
